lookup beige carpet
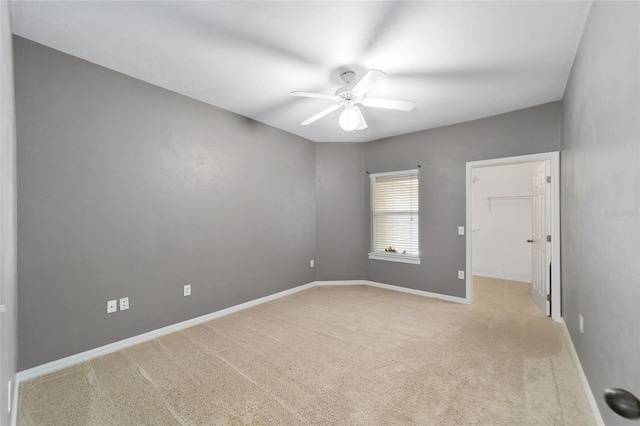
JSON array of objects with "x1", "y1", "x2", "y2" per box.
[{"x1": 18, "y1": 278, "x2": 595, "y2": 425}]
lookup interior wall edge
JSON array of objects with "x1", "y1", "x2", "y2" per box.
[{"x1": 0, "y1": 1, "x2": 19, "y2": 425}]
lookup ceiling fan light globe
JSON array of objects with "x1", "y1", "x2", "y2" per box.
[{"x1": 339, "y1": 107, "x2": 360, "y2": 131}]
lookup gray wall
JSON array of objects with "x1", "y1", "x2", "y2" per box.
[
  {"x1": 364, "y1": 103, "x2": 561, "y2": 297},
  {"x1": 315, "y1": 143, "x2": 366, "y2": 281},
  {"x1": 561, "y1": 1, "x2": 640, "y2": 424},
  {"x1": 14, "y1": 37, "x2": 316, "y2": 371},
  {"x1": 0, "y1": 1, "x2": 18, "y2": 423}
]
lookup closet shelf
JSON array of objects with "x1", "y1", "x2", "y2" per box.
[{"x1": 487, "y1": 195, "x2": 531, "y2": 212}]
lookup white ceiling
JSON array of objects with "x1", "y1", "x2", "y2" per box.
[{"x1": 10, "y1": 1, "x2": 592, "y2": 143}]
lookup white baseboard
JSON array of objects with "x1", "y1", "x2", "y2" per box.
[
  {"x1": 561, "y1": 320, "x2": 605, "y2": 426},
  {"x1": 10, "y1": 380, "x2": 18, "y2": 426},
  {"x1": 314, "y1": 280, "x2": 366, "y2": 286},
  {"x1": 16, "y1": 281, "x2": 317, "y2": 383},
  {"x1": 364, "y1": 280, "x2": 469, "y2": 304},
  {"x1": 313, "y1": 280, "x2": 468, "y2": 305},
  {"x1": 472, "y1": 272, "x2": 532, "y2": 284},
  {"x1": 16, "y1": 280, "x2": 466, "y2": 384}
]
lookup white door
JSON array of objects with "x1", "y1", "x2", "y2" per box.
[{"x1": 531, "y1": 161, "x2": 550, "y2": 316}]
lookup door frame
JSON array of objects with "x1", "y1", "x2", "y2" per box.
[{"x1": 465, "y1": 151, "x2": 561, "y2": 322}]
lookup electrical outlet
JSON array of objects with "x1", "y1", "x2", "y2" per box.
[
  {"x1": 579, "y1": 314, "x2": 584, "y2": 333},
  {"x1": 119, "y1": 297, "x2": 129, "y2": 311},
  {"x1": 310, "y1": 259, "x2": 314, "y2": 268},
  {"x1": 184, "y1": 284, "x2": 191, "y2": 296},
  {"x1": 458, "y1": 226, "x2": 465, "y2": 235},
  {"x1": 458, "y1": 270, "x2": 465, "y2": 280},
  {"x1": 107, "y1": 300, "x2": 117, "y2": 313}
]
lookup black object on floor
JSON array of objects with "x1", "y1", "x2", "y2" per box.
[{"x1": 604, "y1": 388, "x2": 640, "y2": 419}]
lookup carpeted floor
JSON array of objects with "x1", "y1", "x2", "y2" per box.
[{"x1": 17, "y1": 277, "x2": 595, "y2": 425}]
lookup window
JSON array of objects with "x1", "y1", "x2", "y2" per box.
[{"x1": 369, "y1": 169, "x2": 420, "y2": 264}]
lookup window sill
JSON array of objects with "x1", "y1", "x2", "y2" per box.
[{"x1": 368, "y1": 252, "x2": 421, "y2": 265}]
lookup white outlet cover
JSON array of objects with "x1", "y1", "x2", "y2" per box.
[
  {"x1": 458, "y1": 270, "x2": 465, "y2": 279},
  {"x1": 107, "y1": 300, "x2": 117, "y2": 313},
  {"x1": 184, "y1": 285, "x2": 191, "y2": 296},
  {"x1": 458, "y1": 226, "x2": 465, "y2": 235},
  {"x1": 310, "y1": 259, "x2": 314, "y2": 267},
  {"x1": 119, "y1": 297, "x2": 129, "y2": 311}
]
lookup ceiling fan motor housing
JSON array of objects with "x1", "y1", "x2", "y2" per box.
[{"x1": 335, "y1": 89, "x2": 358, "y2": 104}]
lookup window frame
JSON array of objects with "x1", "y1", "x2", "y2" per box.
[{"x1": 368, "y1": 168, "x2": 420, "y2": 265}]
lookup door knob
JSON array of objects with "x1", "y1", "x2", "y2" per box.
[
  {"x1": 604, "y1": 388, "x2": 640, "y2": 419},
  {"x1": 526, "y1": 239, "x2": 533, "y2": 243}
]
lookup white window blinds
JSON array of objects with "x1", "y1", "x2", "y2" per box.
[{"x1": 370, "y1": 169, "x2": 419, "y2": 258}]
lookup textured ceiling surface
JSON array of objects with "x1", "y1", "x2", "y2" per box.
[{"x1": 11, "y1": 1, "x2": 592, "y2": 142}]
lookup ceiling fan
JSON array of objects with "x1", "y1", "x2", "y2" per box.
[{"x1": 291, "y1": 69, "x2": 415, "y2": 131}]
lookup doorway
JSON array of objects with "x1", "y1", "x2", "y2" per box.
[{"x1": 465, "y1": 152, "x2": 561, "y2": 321}]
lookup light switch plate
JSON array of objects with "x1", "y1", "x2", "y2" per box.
[
  {"x1": 107, "y1": 300, "x2": 117, "y2": 313},
  {"x1": 458, "y1": 226, "x2": 465, "y2": 235}
]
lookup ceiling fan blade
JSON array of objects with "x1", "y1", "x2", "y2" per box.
[
  {"x1": 361, "y1": 97, "x2": 415, "y2": 111},
  {"x1": 351, "y1": 69, "x2": 387, "y2": 97},
  {"x1": 354, "y1": 107, "x2": 368, "y2": 130},
  {"x1": 301, "y1": 104, "x2": 340, "y2": 125},
  {"x1": 291, "y1": 91, "x2": 341, "y2": 101}
]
